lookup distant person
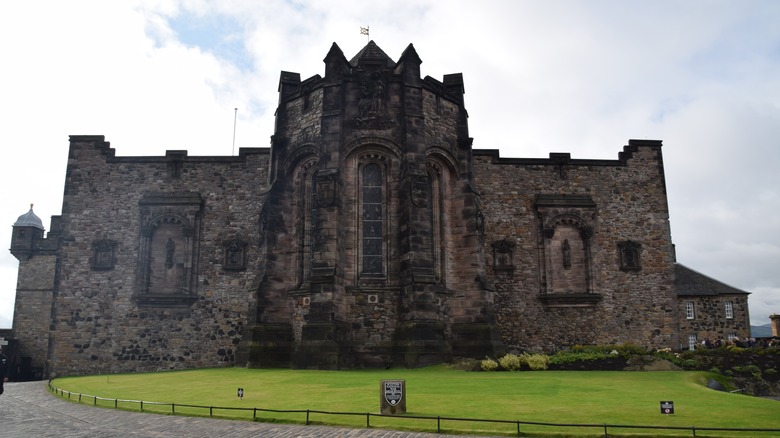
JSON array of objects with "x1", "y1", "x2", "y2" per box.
[{"x1": 0, "y1": 346, "x2": 8, "y2": 395}]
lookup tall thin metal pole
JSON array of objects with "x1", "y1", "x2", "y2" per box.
[{"x1": 232, "y1": 107, "x2": 238, "y2": 155}]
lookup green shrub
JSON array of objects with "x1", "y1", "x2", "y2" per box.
[
  {"x1": 526, "y1": 353, "x2": 550, "y2": 371},
  {"x1": 499, "y1": 353, "x2": 522, "y2": 371},
  {"x1": 549, "y1": 350, "x2": 608, "y2": 365},
  {"x1": 481, "y1": 358, "x2": 498, "y2": 372},
  {"x1": 733, "y1": 365, "x2": 762, "y2": 379}
]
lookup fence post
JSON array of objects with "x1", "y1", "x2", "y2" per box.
[
  {"x1": 306, "y1": 409, "x2": 310, "y2": 425},
  {"x1": 115, "y1": 399, "x2": 118, "y2": 408},
  {"x1": 140, "y1": 400, "x2": 144, "y2": 412},
  {"x1": 94, "y1": 396, "x2": 97, "y2": 406},
  {"x1": 437, "y1": 416, "x2": 441, "y2": 433},
  {"x1": 253, "y1": 407, "x2": 257, "y2": 419},
  {"x1": 517, "y1": 421, "x2": 520, "y2": 436},
  {"x1": 172, "y1": 403, "x2": 175, "y2": 415},
  {"x1": 366, "y1": 413, "x2": 370, "y2": 428},
  {"x1": 692, "y1": 426, "x2": 696, "y2": 437},
  {"x1": 603, "y1": 424, "x2": 608, "y2": 437},
  {"x1": 209, "y1": 406, "x2": 213, "y2": 417}
]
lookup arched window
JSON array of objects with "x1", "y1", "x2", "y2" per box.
[{"x1": 361, "y1": 163, "x2": 383, "y2": 276}]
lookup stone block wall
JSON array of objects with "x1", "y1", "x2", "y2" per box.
[
  {"x1": 47, "y1": 136, "x2": 270, "y2": 376},
  {"x1": 678, "y1": 294, "x2": 750, "y2": 346},
  {"x1": 11, "y1": 254, "x2": 56, "y2": 375},
  {"x1": 473, "y1": 142, "x2": 679, "y2": 352}
]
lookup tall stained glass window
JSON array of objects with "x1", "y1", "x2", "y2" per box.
[{"x1": 362, "y1": 164, "x2": 383, "y2": 275}]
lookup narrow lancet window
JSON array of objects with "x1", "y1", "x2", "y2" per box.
[{"x1": 362, "y1": 163, "x2": 383, "y2": 275}]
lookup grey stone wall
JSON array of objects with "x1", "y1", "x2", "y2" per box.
[
  {"x1": 11, "y1": 255, "x2": 56, "y2": 374},
  {"x1": 473, "y1": 143, "x2": 680, "y2": 352},
  {"x1": 678, "y1": 295, "x2": 750, "y2": 346},
  {"x1": 48, "y1": 136, "x2": 270, "y2": 376}
]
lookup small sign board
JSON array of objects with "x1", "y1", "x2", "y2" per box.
[
  {"x1": 380, "y1": 379, "x2": 406, "y2": 415},
  {"x1": 660, "y1": 401, "x2": 674, "y2": 415},
  {"x1": 237, "y1": 388, "x2": 244, "y2": 399}
]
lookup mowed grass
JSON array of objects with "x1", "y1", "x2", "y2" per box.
[{"x1": 52, "y1": 367, "x2": 780, "y2": 437}]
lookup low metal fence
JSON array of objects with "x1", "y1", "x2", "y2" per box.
[{"x1": 48, "y1": 382, "x2": 780, "y2": 437}]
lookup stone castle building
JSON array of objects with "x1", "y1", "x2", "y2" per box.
[{"x1": 9, "y1": 41, "x2": 750, "y2": 378}]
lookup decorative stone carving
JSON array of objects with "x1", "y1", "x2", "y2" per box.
[
  {"x1": 316, "y1": 174, "x2": 336, "y2": 208},
  {"x1": 91, "y1": 239, "x2": 117, "y2": 271},
  {"x1": 410, "y1": 174, "x2": 429, "y2": 208},
  {"x1": 136, "y1": 192, "x2": 203, "y2": 307},
  {"x1": 223, "y1": 238, "x2": 248, "y2": 271},
  {"x1": 491, "y1": 239, "x2": 515, "y2": 272},
  {"x1": 618, "y1": 240, "x2": 642, "y2": 271},
  {"x1": 352, "y1": 72, "x2": 395, "y2": 129},
  {"x1": 534, "y1": 194, "x2": 599, "y2": 306}
]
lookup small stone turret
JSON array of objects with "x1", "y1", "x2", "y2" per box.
[
  {"x1": 10, "y1": 204, "x2": 58, "y2": 379},
  {"x1": 10, "y1": 205, "x2": 45, "y2": 260}
]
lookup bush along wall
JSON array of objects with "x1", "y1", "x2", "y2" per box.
[{"x1": 480, "y1": 344, "x2": 780, "y2": 396}]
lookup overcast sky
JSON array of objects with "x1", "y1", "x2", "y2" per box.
[{"x1": 1, "y1": 0, "x2": 778, "y2": 330}]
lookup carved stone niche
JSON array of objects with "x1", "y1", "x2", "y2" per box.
[
  {"x1": 223, "y1": 238, "x2": 248, "y2": 271},
  {"x1": 618, "y1": 240, "x2": 642, "y2": 272},
  {"x1": 135, "y1": 192, "x2": 203, "y2": 307},
  {"x1": 491, "y1": 239, "x2": 515, "y2": 273},
  {"x1": 91, "y1": 239, "x2": 117, "y2": 271},
  {"x1": 535, "y1": 194, "x2": 601, "y2": 308}
]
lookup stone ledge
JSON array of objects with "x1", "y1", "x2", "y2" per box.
[{"x1": 134, "y1": 293, "x2": 197, "y2": 307}]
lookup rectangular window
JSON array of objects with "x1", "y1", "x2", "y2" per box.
[
  {"x1": 685, "y1": 301, "x2": 695, "y2": 320},
  {"x1": 724, "y1": 301, "x2": 733, "y2": 319},
  {"x1": 688, "y1": 334, "x2": 697, "y2": 351},
  {"x1": 727, "y1": 333, "x2": 736, "y2": 342}
]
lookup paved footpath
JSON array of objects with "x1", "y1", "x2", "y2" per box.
[{"x1": 1, "y1": 381, "x2": 500, "y2": 438}]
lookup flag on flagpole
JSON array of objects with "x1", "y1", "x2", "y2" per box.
[{"x1": 360, "y1": 26, "x2": 369, "y2": 36}]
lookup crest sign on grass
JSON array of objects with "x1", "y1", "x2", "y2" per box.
[{"x1": 380, "y1": 380, "x2": 406, "y2": 415}]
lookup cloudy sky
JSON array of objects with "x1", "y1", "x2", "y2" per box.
[{"x1": 1, "y1": 0, "x2": 778, "y2": 330}]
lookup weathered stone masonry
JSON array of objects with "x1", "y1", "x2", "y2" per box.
[{"x1": 9, "y1": 41, "x2": 750, "y2": 378}]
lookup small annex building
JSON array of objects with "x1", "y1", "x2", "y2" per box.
[{"x1": 8, "y1": 41, "x2": 751, "y2": 378}]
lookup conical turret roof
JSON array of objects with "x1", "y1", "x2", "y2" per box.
[
  {"x1": 14, "y1": 204, "x2": 44, "y2": 230},
  {"x1": 349, "y1": 40, "x2": 395, "y2": 68}
]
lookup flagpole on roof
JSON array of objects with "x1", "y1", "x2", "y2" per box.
[
  {"x1": 232, "y1": 107, "x2": 238, "y2": 156},
  {"x1": 360, "y1": 26, "x2": 369, "y2": 43}
]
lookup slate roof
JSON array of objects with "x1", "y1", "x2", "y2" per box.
[
  {"x1": 13, "y1": 205, "x2": 44, "y2": 230},
  {"x1": 675, "y1": 263, "x2": 750, "y2": 297},
  {"x1": 349, "y1": 40, "x2": 396, "y2": 68}
]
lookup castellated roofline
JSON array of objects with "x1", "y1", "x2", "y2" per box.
[
  {"x1": 65, "y1": 133, "x2": 661, "y2": 167},
  {"x1": 474, "y1": 139, "x2": 663, "y2": 166}
]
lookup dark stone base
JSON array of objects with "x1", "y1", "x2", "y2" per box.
[
  {"x1": 393, "y1": 321, "x2": 452, "y2": 367},
  {"x1": 238, "y1": 323, "x2": 294, "y2": 368},
  {"x1": 292, "y1": 321, "x2": 351, "y2": 369},
  {"x1": 451, "y1": 322, "x2": 505, "y2": 359}
]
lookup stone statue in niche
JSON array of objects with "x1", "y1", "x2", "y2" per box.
[
  {"x1": 165, "y1": 238, "x2": 175, "y2": 269},
  {"x1": 562, "y1": 239, "x2": 571, "y2": 269}
]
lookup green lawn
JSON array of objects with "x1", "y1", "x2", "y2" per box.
[{"x1": 51, "y1": 367, "x2": 780, "y2": 437}]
